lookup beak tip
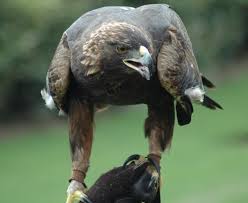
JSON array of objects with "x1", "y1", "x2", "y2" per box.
[{"x1": 124, "y1": 45, "x2": 153, "y2": 80}]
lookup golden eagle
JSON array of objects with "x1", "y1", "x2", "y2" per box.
[{"x1": 41, "y1": 4, "x2": 222, "y2": 202}]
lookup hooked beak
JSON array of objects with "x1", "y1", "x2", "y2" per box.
[{"x1": 123, "y1": 46, "x2": 153, "y2": 80}]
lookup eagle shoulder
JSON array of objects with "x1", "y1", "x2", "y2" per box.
[
  {"x1": 47, "y1": 32, "x2": 71, "y2": 110},
  {"x1": 156, "y1": 7, "x2": 203, "y2": 99}
]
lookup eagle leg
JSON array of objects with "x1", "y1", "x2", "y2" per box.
[
  {"x1": 145, "y1": 99, "x2": 175, "y2": 164},
  {"x1": 67, "y1": 98, "x2": 94, "y2": 201},
  {"x1": 144, "y1": 100, "x2": 174, "y2": 202}
]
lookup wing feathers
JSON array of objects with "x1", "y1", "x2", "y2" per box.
[
  {"x1": 157, "y1": 26, "x2": 201, "y2": 98},
  {"x1": 41, "y1": 88, "x2": 56, "y2": 110},
  {"x1": 46, "y1": 32, "x2": 71, "y2": 111},
  {"x1": 202, "y1": 95, "x2": 223, "y2": 110},
  {"x1": 157, "y1": 24, "x2": 222, "y2": 125},
  {"x1": 201, "y1": 75, "x2": 216, "y2": 89},
  {"x1": 176, "y1": 96, "x2": 193, "y2": 126}
]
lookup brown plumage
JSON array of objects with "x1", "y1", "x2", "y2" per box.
[
  {"x1": 46, "y1": 33, "x2": 71, "y2": 111},
  {"x1": 41, "y1": 4, "x2": 222, "y2": 201}
]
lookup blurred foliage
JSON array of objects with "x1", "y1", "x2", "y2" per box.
[{"x1": 0, "y1": 0, "x2": 247, "y2": 120}]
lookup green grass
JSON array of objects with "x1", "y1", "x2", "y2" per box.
[{"x1": 0, "y1": 76, "x2": 248, "y2": 203}]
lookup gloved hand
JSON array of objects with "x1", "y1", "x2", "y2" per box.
[
  {"x1": 65, "y1": 155, "x2": 160, "y2": 203},
  {"x1": 85, "y1": 160, "x2": 149, "y2": 203},
  {"x1": 85, "y1": 154, "x2": 160, "y2": 203}
]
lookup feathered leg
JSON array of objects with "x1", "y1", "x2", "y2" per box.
[
  {"x1": 144, "y1": 99, "x2": 175, "y2": 203},
  {"x1": 67, "y1": 98, "x2": 94, "y2": 203},
  {"x1": 145, "y1": 98, "x2": 175, "y2": 162}
]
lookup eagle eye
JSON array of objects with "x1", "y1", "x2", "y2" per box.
[{"x1": 116, "y1": 45, "x2": 129, "y2": 54}]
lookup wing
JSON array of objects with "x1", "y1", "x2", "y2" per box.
[
  {"x1": 201, "y1": 74, "x2": 215, "y2": 88},
  {"x1": 46, "y1": 32, "x2": 71, "y2": 112},
  {"x1": 157, "y1": 25, "x2": 202, "y2": 99},
  {"x1": 157, "y1": 9, "x2": 222, "y2": 125}
]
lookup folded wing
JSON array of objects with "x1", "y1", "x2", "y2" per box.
[
  {"x1": 41, "y1": 32, "x2": 71, "y2": 113},
  {"x1": 157, "y1": 10, "x2": 222, "y2": 125}
]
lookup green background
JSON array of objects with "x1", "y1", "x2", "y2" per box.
[{"x1": 1, "y1": 76, "x2": 248, "y2": 203}]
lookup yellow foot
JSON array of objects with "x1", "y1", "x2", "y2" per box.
[{"x1": 66, "y1": 190, "x2": 87, "y2": 203}]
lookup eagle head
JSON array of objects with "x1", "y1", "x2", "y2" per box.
[{"x1": 81, "y1": 22, "x2": 154, "y2": 80}]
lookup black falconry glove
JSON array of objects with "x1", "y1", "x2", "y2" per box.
[{"x1": 78, "y1": 154, "x2": 160, "y2": 203}]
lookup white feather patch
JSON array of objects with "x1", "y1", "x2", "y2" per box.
[
  {"x1": 58, "y1": 109, "x2": 66, "y2": 116},
  {"x1": 185, "y1": 87, "x2": 204, "y2": 103},
  {"x1": 40, "y1": 89, "x2": 56, "y2": 110},
  {"x1": 121, "y1": 7, "x2": 134, "y2": 10}
]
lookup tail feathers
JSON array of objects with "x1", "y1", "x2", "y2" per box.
[
  {"x1": 176, "y1": 96, "x2": 193, "y2": 126},
  {"x1": 202, "y1": 95, "x2": 223, "y2": 110},
  {"x1": 201, "y1": 75, "x2": 215, "y2": 89},
  {"x1": 41, "y1": 88, "x2": 56, "y2": 110}
]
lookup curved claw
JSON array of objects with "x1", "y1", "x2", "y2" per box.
[
  {"x1": 147, "y1": 156, "x2": 160, "y2": 173},
  {"x1": 132, "y1": 165, "x2": 160, "y2": 202},
  {"x1": 130, "y1": 155, "x2": 161, "y2": 203},
  {"x1": 66, "y1": 190, "x2": 85, "y2": 203},
  {"x1": 123, "y1": 154, "x2": 142, "y2": 167},
  {"x1": 146, "y1": 157, "x2": 161, "y2": 203}
]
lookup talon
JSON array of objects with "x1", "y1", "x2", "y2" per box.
[
  {"x1": 132, "y1": 164, "x2": 160, "y2": 202},
  {"x1": 148, "y1": 174, "x2": 159, "y2": 190},
  {"x1": 123, "y1": 154, "x2": 142, "y2": 167},
  {"x1": 66, "y1": 190, "x2": 85, "y2": 203}
]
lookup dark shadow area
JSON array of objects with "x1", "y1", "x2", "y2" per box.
[{"x1": 224, "y1": 131, "x2": 248, "y2": 146}]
